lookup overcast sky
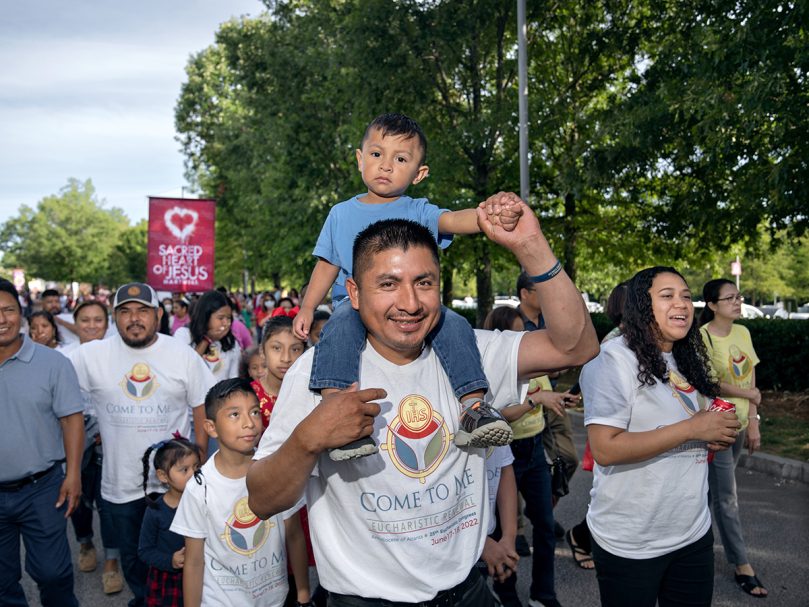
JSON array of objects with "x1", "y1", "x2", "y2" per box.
[{"x1": 0, "y1": 0, "x2": 261, "y2": 226}]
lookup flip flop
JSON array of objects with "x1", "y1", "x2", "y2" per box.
[
  {"x1": 565, "y1": 529, "x2": 594, "y2": 570},
  {"x1": 735, "y1": 573, "x2": 767, "y2": 598}
]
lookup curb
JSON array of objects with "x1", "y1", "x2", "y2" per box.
[
  {"x1": 567, "y1": 410, "x2": 809, "y2": 485},
  {"x1": 738, "y1": 451, "x2": 809, "y2": 484}
]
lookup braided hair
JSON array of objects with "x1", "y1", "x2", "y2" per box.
[
  {"x1": 141, "y1": 434, "x2": 202, "y2": 506},
  {"x1": 622, "y1": 266, "x2": 718, "y2": 398}
]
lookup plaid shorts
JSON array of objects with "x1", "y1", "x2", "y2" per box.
[{"x1": 146, "y1": 566, "x2": 183, "y2": 607}]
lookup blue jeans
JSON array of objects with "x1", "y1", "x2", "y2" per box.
[
  {"x1": 708, "y1": 429, "x2": 749, "y2": 566},
  {"x1": 106, "y1": 497, "x2": 148, "y2": 607},
  {"x1": 309, "y1": 301, "x2": 489, "y2": 398},
  {"x1": 69, "y1": 449, "x2": 120, "y2": 560},
  {"x1": 493, "y1": 433, "x2": 556, "y2": 603},
  {"x1": 0, "y1": 466, "x2": 79, "y2": 607}
]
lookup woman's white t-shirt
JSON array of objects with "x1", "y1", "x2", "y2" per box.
[
  {"x1": 580, "y1": 337, "x2": 711, "y2": 559},
  {"x1": 173, "y1": 326, "x2": 241, "y2": 381}
]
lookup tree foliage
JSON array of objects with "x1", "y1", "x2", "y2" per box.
[
  {"x1": 0, "y1": 179, "x2": 140, "y2": 284},
  {"x1": 175, "y1": 0, "x2": 807, "y2": 310}
]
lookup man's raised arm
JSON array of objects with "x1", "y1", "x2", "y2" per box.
[
  {"x1": 478, "y1": 192, "x2": 599, "y2": 377},
  {"x1": 247, "y1": 385, "x2": 385, "y2": 519}
]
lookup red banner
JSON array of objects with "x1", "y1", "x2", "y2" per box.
[{"x1": 147, "y1": 197, "x2": 216, "y2": 292}]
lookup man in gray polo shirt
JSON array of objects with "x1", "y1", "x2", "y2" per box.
[{"x1": 0, "y1": 278, "x2": 84, "y2": 606}]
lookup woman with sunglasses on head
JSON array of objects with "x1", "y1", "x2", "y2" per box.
[
  {"x1": 581, "y1": 267, "x2": 740, "y2": 607},
  {"x1": 699, "y1": 279, "x2": 767, "y2": 598}
]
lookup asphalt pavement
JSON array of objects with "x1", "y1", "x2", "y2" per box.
[{"x1": 21, "y1": 416, "x2": 809, "y2": 605}]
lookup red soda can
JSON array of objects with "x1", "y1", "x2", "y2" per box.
[
  {"x1": 706, "y1": 398, "x2": 736, "y2": 462},
  {"x1": 708, "y1": 397, "x2": 736, "y2": 414}
]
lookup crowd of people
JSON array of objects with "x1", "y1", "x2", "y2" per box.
[{"x1": 0, "y1": 113, "x2": 767, "y2": 607}]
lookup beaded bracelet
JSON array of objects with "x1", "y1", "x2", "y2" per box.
[{"x1": 527, "y1": 260, "x2": 562, "y2": 283}]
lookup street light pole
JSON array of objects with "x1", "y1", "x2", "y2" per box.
[{"x1": 517, "y1": 0, "x2": 529, "y2": 203}]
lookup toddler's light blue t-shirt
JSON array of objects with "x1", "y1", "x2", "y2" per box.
[{"x1": 313, "y1": 195, "x2": 453, "y2": 300}]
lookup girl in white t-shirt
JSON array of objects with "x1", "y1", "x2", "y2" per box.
[
  {"x1": 581, "y1": 266, "x2": 740, "y2": 607},
  {"x1": 174, "y1": 290, "x2": 241, "y2": 381}
]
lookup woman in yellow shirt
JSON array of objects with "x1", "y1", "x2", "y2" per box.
[{"x1": 699, "y1": 279, "x2": 767, "y2": 598}]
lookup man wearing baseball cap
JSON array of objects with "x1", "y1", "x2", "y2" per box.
[{"x1": 70, "y1": 282, "x2": 216, "y2": 606}]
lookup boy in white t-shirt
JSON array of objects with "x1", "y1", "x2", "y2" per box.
[
  {"x1": 480, "y1": 446, "x2": 520, "y2": 591},
  {"x1": 172, "y1": 378, "x2": 311, "y2": 607}
]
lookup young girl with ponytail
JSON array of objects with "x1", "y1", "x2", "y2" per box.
[{"x1": 138, "y1": 436, "x2": 202, "y2": 606}]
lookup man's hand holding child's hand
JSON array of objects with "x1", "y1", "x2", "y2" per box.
[{"x1": 480, "y1": 191, "x2": 524, "y2": 232}]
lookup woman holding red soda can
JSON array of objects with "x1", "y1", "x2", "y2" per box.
[
  {"x1": 699, "y1": 278, "x2": 767, "y2": 598},
  {"x1": 579, "y1": 267, "x2": 740, "y2": 607}
]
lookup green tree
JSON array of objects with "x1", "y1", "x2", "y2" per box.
[
  {"x1": 107, "y1": 220, "x2": 148, "y2": 285},
  {"x1": 594, "y1": 0, "x2": 808, "y2": 251},
  {"x1": 0, "y1": 179, "x2": 130, "y2": 283},
  {"x1": 175, "y1": 0, "x2": 807, "y2": 311}
]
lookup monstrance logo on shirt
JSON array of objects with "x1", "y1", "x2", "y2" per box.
[
  {"x1": 120, "y1": 363, "x2": 159, "y2": 401},
  {"x1": 222, "y1": 496, "x2": 273, "y2": 557},
  {"x1": 381, "y1": 394, "x2": 452, "y2": 484},
  {"x1": 727, "y1": 345, "x2": 753, "y2": 381},
  {"x1": 203, "y1": 343, "x2": 223, "y2": 374},
  {"x1": 667, "y1": 369, "x2": 706, "y2": 416}
]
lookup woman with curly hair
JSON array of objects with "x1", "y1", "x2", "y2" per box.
[
  {"x1": 580, "y1": 266, "x2": 740, "y2": 607},
  {"x1": 699, "y1": 278, "x2": 767, "y2": 598}
]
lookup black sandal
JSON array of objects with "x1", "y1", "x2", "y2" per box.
[
  {"x1": 735, "y1": 573, "x2": 767, "y2": 598},
  {"x1": 565, "y1": 529, "x2": 594, "y2": 570}
]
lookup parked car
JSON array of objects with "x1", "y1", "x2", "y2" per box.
[
  {"x1": 790, "y1": 304, "x2": 809, "y2": 320},
  {"x1": 760, "y1": 305, "x2": 789, "y2": 319},
  {"x1": 451, "y1": 297, "x2": 476, "y2": 310},
  {"x1": 493, "y1": 296, "x2": 520, "y2": 309},
  {"x1": 692, "y1": 301, "x2": 764, "y2": 319}
]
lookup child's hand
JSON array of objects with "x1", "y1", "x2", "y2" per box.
[
  {"x1": 172, "y1": 547, "x2": 186, "y2": 569},
  {"x1": 480, "y1": 191, "x2": 523, "y2": 229},
  {"x1": 498, "y1": 202, "x2": 523, "y2": 232},
  {"x1": 293, "y1": 308, "x2": 313, "y2": 340}
]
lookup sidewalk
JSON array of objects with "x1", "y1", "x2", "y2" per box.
[{"x1": 568, "y1": 410, "x2": 809, "y2": 484}]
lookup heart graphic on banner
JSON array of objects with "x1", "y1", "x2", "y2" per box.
[{"x1": 164, "y1": 207, "x2": 199, "y2": 241}]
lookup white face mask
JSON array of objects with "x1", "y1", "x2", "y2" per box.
[
  {"x1": 264, "y1": 301, "x2": 274, "y2": 309},
  {"x1": 164, "y1": 304, "x2": 173, "y2": 314}
]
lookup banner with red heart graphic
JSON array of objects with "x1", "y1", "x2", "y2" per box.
[{"x1": 147, "y1": 197, "x2": 216, "y2": 292}]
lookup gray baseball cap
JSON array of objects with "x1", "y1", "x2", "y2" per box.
[{"x1": 113, "y1": 283, "x2": 159, "y2": 309}]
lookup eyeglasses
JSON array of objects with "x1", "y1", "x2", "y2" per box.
[{"x1": 717, "y1": 294, "x2": 744, "y2": 303}]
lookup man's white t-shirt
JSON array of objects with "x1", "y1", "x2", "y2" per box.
[
  {"x1": 254, "y1": 330, "x2": 526, "y2": 602},
  {"x1": 171, "y1": 455, "x2": 293, "y2": 607},
  {"x1": 580, "y1": 337, "x2": 712, "y2": 559},
  {"x1": 173, "y1": 327, "x2": 241, "y2": 381},
  {"x1": 70, "y1": 334, "x2": 216, "y2": 503},
  {"x1": 484, "y1": 446, "x2": 515, "y2": 536}
]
